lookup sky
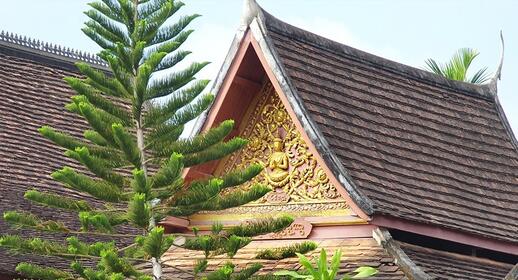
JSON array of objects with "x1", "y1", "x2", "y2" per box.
[{"x1": 1, "y1": 0, "x2": 517, "y2": 134}]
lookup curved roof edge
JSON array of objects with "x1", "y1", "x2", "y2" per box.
[
  {"x1": 193, "y1": 0, "x2": 374, "y2": 216},
  {"x1": 487, "y1": 32, "x2": 518, "y2": 160},
  {"x1": 494, "y1": 95, "x2": 518, "y2": 154},
  {"x1": 0, "y1": 31, "x2": 108, "y2": 70},
  {"x1": 487, "y1": 31, "x2": 505, "y2": 95},
  {"x1": 248, "y1": 7, "x2": 375, "y2": 216},
  {"x1": 373, "y1": 228, "x2": 432, "y2": 280},
  {"x1": 255, "y1": 4, "x2": 498, "y2": 101}
]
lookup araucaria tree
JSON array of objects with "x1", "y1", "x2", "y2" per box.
[{"x1": 0, "y1": 0, "x2": 298, "y2": 279}]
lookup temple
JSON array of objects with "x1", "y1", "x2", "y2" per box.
[{"x1": 0, "y1": 0, "x2": 517, "y2": 279}]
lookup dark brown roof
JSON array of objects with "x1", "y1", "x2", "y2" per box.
[
  {"x1": 0, "y1": 39, "x2": 132, "y2": 275},
  {"x1": 397, "y1": 241, "x2": 514, "y2": 280},
  {"x1": 258, "y1": 9, "x2": 518, "y2": 243},
  {"x1": 159, "y1": 238, "x2": 407, "y2": 280}
]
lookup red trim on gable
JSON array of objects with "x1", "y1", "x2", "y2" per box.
[
  {"x1": 182, "y1": 28, "x2": 370, "y2": 222},
  {"x1": 372, "y1": 215, "x2": 518, "y2": 255},
  {"x1": 248, "y1": 34, "x2": 370, "y2": 221},
  {"x1": 309, "y1": 224, "x2": 376, "y2": 239}
]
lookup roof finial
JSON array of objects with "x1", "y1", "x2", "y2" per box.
[
  {"x1": 241, "y1": 0, "x2": 262, "y2": 27},
  {"x1": 488, "y1": 31, "x2": 504, "y2": 95},
  {"x1": 491, "y1": 31, "x2": 505, "y2": 83}
]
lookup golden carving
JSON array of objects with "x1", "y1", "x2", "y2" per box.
[
  {"x1": 266, "y1": 137, "x2": 290, "y2": 187},
  {"x1": 195, "y1": 201, "x2": 351, "y2": 216},
  {"x1": 255, "y1": 220, "x2": 312, "y2": 240},
  {"x1": 218, "y1": 82, "x2": 342, "y2": 204}
]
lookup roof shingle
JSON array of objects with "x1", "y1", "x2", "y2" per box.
[
  {"x1": 160, "y1": 238, "x2": 407, "y2": 280},
  {"x1": 398, "y1": 241, "x2": 514, "y2": 280},
  {"x1": 260, "y1": 10, "x2": 518, "y2": 243},
  {"x1": 0, "y1": 45, "x2": 134, "y2": 275}
]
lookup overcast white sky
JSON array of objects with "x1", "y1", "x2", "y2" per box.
[{"x1": 1, "y1": 0, "x2": 517, "y2": 134}]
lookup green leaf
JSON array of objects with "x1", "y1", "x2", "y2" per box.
[
  {"x1": 146, "y1": 61, "x2": 209, "y2": 100},
  {"x1": 227, "y1": 215, "x2": 294, "y2": 237},
  {"x1": 65, "y1": 77, "x2": 132, "y2": 125},
  {"x1": 84, "y1": 9, "x2": 130, "y2": 46},
  {"x1": 183, "y1": 137, "x2": 247, "y2": 167},
  {"x1": 170, "y1": 184, "x2": 270, "y2": 216},
  {"x1": 296, "y1": 253, "x2": 319, "y2": 279},
  {"x1": 329, "y1": 249, "x2": 342, "y2": 280},
  {"x1": 128, "y1": 193, "x2": 151, "y2": 229},
  {"x1": 3, "y1": 211, "x2": 69, "y2": 232},
  {"x1": 65, "y1": 147, "x2": 126, "y2": 188},
  {"x1": 112, "y1": 123, "x2": 141, "y2": 167},
  {"x1": 16, "y1": 263, "x2": 73, "y2": 280},
  {"x1": 274, "y1": 270, "x2": 313, "y2": 279},
  {"x1": 424, "y1": 48, "x2": 490, "y2": 84},
  {"x1": 231, "y1": 263, "x2": 263, "y2": 280},
  {"x1": 352, "y1": 267, "x2": 378, "y2": 279},
  {"x1": 150, "y1": 152, "x2": 184, "y2": 189},
  {"x1": 24, "y1": 189, "x2": 92, "y2": 211},
  {"x1": 150, "y1": 14, "x2": 200, "y2": 45},
  {"x1": 255, "y1": 241, "x2": 317, "y2": 260},
  {"x1": 131, "y1": 169, "x2": 150, "y2": 197},
  {"x1": 318, "y1": 249, "x2": 329, "y2": 280},
  {"x1": 52, "y1": 166, "x2": 124, "y2": 202},
  {"x1": 0, "y1": 235, "x2": 68, "y2": 256},
  {"x1": 143, "y1": 226, "x2": 165, "y2": 258}
]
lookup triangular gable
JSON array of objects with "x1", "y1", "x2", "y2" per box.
[{"x1": 179, "y1": 27, "x2": 370, "y2": 232}]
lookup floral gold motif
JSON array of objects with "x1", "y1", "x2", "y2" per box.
[
  {"x1": 219, "y1": 82, "x2": 342, "y2": 204},
  {"x1": 255, "y1": 220, "x2": 312, "y2": 240}
]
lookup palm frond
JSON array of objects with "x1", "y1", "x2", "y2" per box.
[
  {"x1": 424, "y1": 48, "x2": 490, "y2": 84},
  {"x1": 469, "y1": 67, "x2": 491, "y2": 84}
]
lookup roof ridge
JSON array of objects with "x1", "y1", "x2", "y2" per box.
[
  {"x1": 0, "y1": 30, "x2": 107, "y2": 67},
  {"x1": 257, "y1": 8, "x2": 497, "y2": 102}
]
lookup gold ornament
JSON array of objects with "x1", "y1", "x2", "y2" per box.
[{"x1": 218, "y1": 82, "x2": 342, "y2": 204}]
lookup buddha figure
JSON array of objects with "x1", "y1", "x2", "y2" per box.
[{"x1": 266, "y1": 137, "x2": 290, "y2": 186}]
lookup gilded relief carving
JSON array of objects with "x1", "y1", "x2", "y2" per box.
[{"x1": 219, "y1": 82, "x2": 342, "y2": 204}]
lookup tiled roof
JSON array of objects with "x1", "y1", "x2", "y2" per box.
[
  {"x1": 397, "y1": 241, "x2": 514, "y2": 280},
  {"x1": 159, "y1": 238, "x2": 407, "y2": 279},
  {"x1": 258, "y1": 9, "x2": 518, "y2": 243},
  {"x1": 0, "y1": 42, "x2": 133, "y2": 275}
]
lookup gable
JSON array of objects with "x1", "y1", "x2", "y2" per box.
[
  {"x1": 181, "y1": 32, "x2": 369, "y2": 231},
  {"x1": 189, "y1": 80, "x2": 364, "y2": 228},
  {"x1": 216, "y1": 82, "x2": 342, "y2": 204}
]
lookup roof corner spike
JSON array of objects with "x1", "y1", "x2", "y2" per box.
[
  {"x1": 489, "y1": 31, "x2": 505, "y2": 92},
  {"x1": 494, "y1": 30, "x2": 505, "y2": 81},
  {"x1": 487, "y1": 31, "x2": 504, "y2": 96},
  {"x1": 241, "y1": 0, "x2": 262, "y2": 28}
]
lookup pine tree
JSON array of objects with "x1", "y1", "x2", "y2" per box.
[{"x1": 0, "y1": 1, "x2": 313, "y2": 279}]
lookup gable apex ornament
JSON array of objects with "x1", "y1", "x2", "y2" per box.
[{"x1": 241, "y1": 0, "x2": 263, "y2": 27}]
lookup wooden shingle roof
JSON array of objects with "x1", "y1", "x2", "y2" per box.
[
  {"x1": 159, "y1": 238, "x2": 407, "y2": 280},
  {"x1": 0, "y1": 35, "x2": 134, "y2": 276},
  {"x1": 248, "y1": 4, "x2": 518, "y2": 244},
  {"x1": 397, "y1": 242, "x2": 514, "y2": 280}
]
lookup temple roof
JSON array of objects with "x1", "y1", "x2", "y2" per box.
[
  {"x1": 0, "y1": 0, "x2": 517, "y2": 277},
  {"x1": 159, "y1": 238, "x2": 407, "y2": 279},
  {"x1": 0, "y1": 35, "x2": 133, "y2": 276},
  {"x1": 397, "y1": 242, "x2": 514, "y2": 280},
  {"x1": 235, "y1": 0, "x2": 518, "y2": 243}
]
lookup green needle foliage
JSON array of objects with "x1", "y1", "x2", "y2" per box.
[
  {"x1": 424, "y1": 48, "x2": 491, "y2": 84},
  {"x1": 0, "y1": 0, "x2": 295, "y2": 279},
  {"x1": 256, "y1": 241, "x2": 317, "y2": 260}
]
